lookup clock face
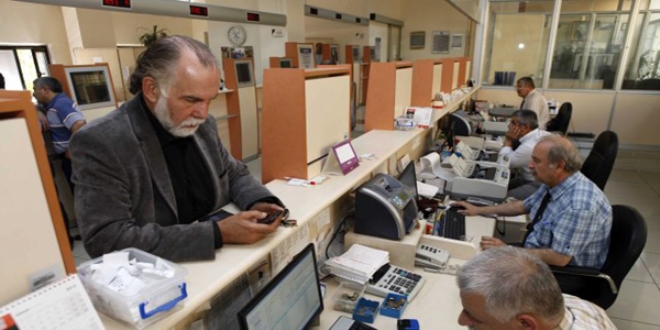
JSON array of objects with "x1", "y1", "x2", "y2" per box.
[{"x1": 228, "y1": 26, "x2": 247, "y2": 46}]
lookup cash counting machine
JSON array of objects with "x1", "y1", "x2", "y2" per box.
[
  {"x1": 354, "y1": 173, "x2": 418, "y2": 240},
  {"x1": 444, "y1": 154, "x2": 510, "y2": 202}
]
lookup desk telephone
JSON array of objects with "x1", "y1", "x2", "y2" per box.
[{"x1": 415, "y1": 244, "x2": 450, "y2": 269}]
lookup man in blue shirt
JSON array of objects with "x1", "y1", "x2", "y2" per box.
[
  {"x1": 454, "y1": 135, "x2": 612, "y2": 270},
  {"x1": 33, "y1": 77, "x2": 86, "y2": 245}
]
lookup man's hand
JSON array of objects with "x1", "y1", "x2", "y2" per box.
[
  {"x1": 217, "y1": 210, "x2": 282, "y2": 244},
  {"x1": 250, "y1": 202, "x2": 284, "y2": 214},
  {"x1": 504, "y1": 125, "x2": 521, "y2": 146},
  {"x1": 36, "y1": 111, "x2": 49, "y2": 131},
  {"x1": 480, "y1": 236, "x2": 506, "y2": 250},
  {"x1": 451, "y1": 201, "x2": 482, "y2": 216}
]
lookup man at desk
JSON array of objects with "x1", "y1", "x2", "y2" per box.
[
  {"x1": 501, "y1": 110, "x2": 551, "y2": 200},
  {"x1": 516, "y1": 77, "x2": 549, "y2": 130},
  {"x1": 70, "y1": 36, "x2": 283, "y2": 262},
  {"x1": 457, "y1": 247, "x2": 615, "y2": 329},
  {"x1": 454, "y1": 135, "x2": 612, "y2": 270}
]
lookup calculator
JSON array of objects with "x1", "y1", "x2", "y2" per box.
[{"x1": 365, "y1": 264, "x2": 425, "y2": 301}]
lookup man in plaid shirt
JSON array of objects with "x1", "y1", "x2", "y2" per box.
[{"x1": 454, "y1": 135, "x2": 612, "y2": 269}]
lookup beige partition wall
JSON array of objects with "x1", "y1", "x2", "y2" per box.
[
  {"x1": 452, "y1": 60, "x2": 461, "y2": 90},
  {"x1": 394, "y1": 62, "x2": 414, "y2": 117},
  {"x1": 432, "y1": 61, "x2": 443, "y2": 95},
  {"x1": 0, "y1": 91, "x2": 75, "y2": 305},
  {"x1": 611, "y1": 93, "x2": 660, "y2": 146},
  {"x1": 262, "y1": 67, "x2": 351, "y2": 183},
  {"x1": 478, "y1": 88, "x2": 614, "y2": 137}
]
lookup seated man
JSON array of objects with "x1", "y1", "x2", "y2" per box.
[
  {"x1": 457, "y1": 246, "x2": 616, "y2": 329},
  {"x1": 501, "y1": 109, "x2": 551, "y2": 200},
  {"x1": 454, "y1": 135, "x2": 612, "y2": 270},
  {"x1": 70, "y1": 36, "x2": 283, "y2": 262}
]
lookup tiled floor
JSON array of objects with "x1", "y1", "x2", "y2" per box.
[
  {"x1": 604, "y1": 167, "x2": 660, "y2": 329},
  {"x1": 71, "y1": 143, "x2": 660, "y2": 328}
]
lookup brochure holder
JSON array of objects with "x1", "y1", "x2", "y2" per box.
[{"x1": 322, "y1": 140, "x2": 359, "y2": 176}]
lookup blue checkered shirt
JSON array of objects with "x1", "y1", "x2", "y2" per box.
[{"x1": 523, "y1": 172, "x2": 612, "y2": 269}]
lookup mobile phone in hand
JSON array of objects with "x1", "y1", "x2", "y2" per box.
[{"x1": 258, "y1": 210, "x2": 283, "y2": 224}]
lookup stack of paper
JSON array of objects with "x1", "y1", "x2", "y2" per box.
[{"x1": 325, "y1": 244, "x2": 389, "y2": 284}]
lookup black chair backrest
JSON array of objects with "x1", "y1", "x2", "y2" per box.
[
  {"x1": 581, "y1": 131, "x2": 618, "y2": 190},
  {"x1": 546, "y1": 102, "x2": 572, "y2": 135},
  {"x1": 602, "y1": 205, "x2": 648, "y2": 287}
]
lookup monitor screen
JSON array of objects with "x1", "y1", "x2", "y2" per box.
[
  {"x1": 238, "y1": 244, "x2": 323, "y2": 330},
  {"x1": 65, "y1": 66, "x2": 116, "y2": 111},
  {"x1": 235, "y1": 61, "x2": 253, "y2": 87},
  {"x1": 399, "y1": 161, "x2": 418, "y2": 200},
  {"x1": 279, "y1": 58, "x2": 293, "y2": 68}
]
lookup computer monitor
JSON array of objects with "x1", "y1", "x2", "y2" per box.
[
  {"x1": 64, "y1": 65, "x2": 116, "y2": 111},
  {"x1": 279, "y1": 58, "x2": 293, "y2": 68},
  {"x1": 235, "y1": 60, "x2": 254, "y2": 88},
  {"x1": 238, "y1": 244, "x2": 323, "y2": 330},
  {"x1": 399, "y1": 161, "x2": 418, "y2": 200}
]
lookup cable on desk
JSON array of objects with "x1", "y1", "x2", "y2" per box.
[
  {"x1": 495, "y1": 215, "x2": 506, "y2": 236},
  {"x1": 325, "y1": 212, "x2": 354, "y2": 260}
]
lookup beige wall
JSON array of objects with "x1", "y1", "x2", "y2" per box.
[
  {"x1": 0, "y1": 0, "x2": 71, "y2": 64},
  {"x1": 476, "y1": 88, "x2": 660, "y2": 147},
  {"x1": 111, "y1": 12, "x2": 195, "y2": 45},
  {"x1": 488, "y1": 13, "x2": 547, "y2": 82},
  {"x1": 400, "y1": 0, "x2": 470, "y2": 61},
  {"x1": 611, "y1": 93, "x2": 660, "y2": 146}
]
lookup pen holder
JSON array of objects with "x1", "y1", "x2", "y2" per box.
[
  {"x1": 353, "y1": 298, "x2": 379, "y2": 324},
  {"x1": 380, "y1": 293, "x2": 408, "y2": 319}
]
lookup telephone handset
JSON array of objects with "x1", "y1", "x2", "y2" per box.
[
  {"x1": 415, "y1": 244, "x2": 450, "y2": 268},
  {"x1": 449, "y1": 154, "x2": 474, "y2": 178}
]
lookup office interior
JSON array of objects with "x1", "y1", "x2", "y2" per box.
[{"x1": 2, "y1": 0, "x2": 660, "y2": 329}]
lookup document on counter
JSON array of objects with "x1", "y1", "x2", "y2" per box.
[
  {"x1": 0, "y1": 274, "x2": 104, "y2": 330},
  {"x1": 417, "y1": 180, "x2": 441, "y2": 198}
]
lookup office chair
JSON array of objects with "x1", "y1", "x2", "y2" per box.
[
  {"x1": 580, "y1": 130, "x2": 618, "y2": 191},
  {"x1": 546, "y1": 102, "x2": 572, "y2": 136},
  {"x1": 550, "y1": 205, "x2": 647, "y2": 309}
]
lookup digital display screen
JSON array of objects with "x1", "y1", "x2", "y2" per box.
[
  {"x1": 189, "y1": 5, "x2": 208, "y2": 17},
  {"x1": 102, "y1": 0, "x2": 131, "y2": 9},
  {"x1": 247, "y1": 12, "x2": 260, "y2": 22},
  {"x1": 397, "y1": 191, "x2": 410, "y2": 202}
]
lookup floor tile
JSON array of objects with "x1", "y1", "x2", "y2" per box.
[
  {"x1": 606, "y1": 194, "x2": 660, "y2": 213},
  {"x1": 638, "y1": 211, "x2": 660, "y2": 232},
  {"x1": 246, "y1": 157, "x2": 262, "y2": 182},
  {"x1": 72, "y1": 240, "x2": 90, "y2": 259},
  {"x1": 641, "y1": 252, "x2": 660, "y2": 285},
  {"x1": 604, "y1": 181, "x2": 656, "y2": 197},
  {"x1": 608, "y1": 170, "x2": 646, "y2": 185},
  {"x1": 606, "y1": 280, "x2": 660, "y2": 325},
  {"x1": 611, "y1": 318, "x2": 660, "y2": 330},
  {"x1": 625, "y1": 257, "x2": 655, "y2": 284},
  {"x1": 643, "y1": 230, "x2": 660, "y2": 254},
  {"x1": 638, "y1": 172, "x2": 660, "y2": 184}
]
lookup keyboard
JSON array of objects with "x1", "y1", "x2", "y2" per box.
[
  {"x1": 439, "y1": 208, "x2": 466, "y2": 240},
  {"x1": 329, "y1": 316, "x2": 377, "y2": 330}
]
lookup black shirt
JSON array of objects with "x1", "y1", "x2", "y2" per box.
[{"x1": 142, "y1": 97, "x2": 223, "y2": 247}]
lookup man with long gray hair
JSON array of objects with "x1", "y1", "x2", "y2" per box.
[
  {"x1": 70, "y1": 35, "x2": 284, "y2": 262},
  {"x1": 456, "y1": 247, "x2": 615, "y2": 329}
]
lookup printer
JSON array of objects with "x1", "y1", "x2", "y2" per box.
[
  {"x1": 354, "y1": 173, "x2": 418, "y2": 241},
  {"x1": 444, "y1": 154, "x2": 510, "y2": 202}
]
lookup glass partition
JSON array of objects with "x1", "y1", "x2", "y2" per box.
[
  {"x1": 549, "y1": 13, "x2": 629, "y2": 90},
  {"x1": 482, "y1": 1, "x2": 554, "y2": 87},
  {"x1": 623, "y1": 11, "x2": 660, "y2": 90}
]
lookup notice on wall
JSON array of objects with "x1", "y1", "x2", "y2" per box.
[{"x1": 432, "y1": 31, "x2": 450, "y2": 54}]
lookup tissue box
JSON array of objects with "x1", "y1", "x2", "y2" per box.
[
  {"x1": 77, "y1": 248, "x2": 188, "y2": 329},
  {"x1": 353, "y1": 298, "x2": 379, "y2": 324},
  {"x1": 380, "y1": 293, "x2": 408, "y2": 319}
]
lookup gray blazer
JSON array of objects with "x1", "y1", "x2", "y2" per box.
[{"x1": 70, "y1": 95, "x2": 276, "y2": 262}]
